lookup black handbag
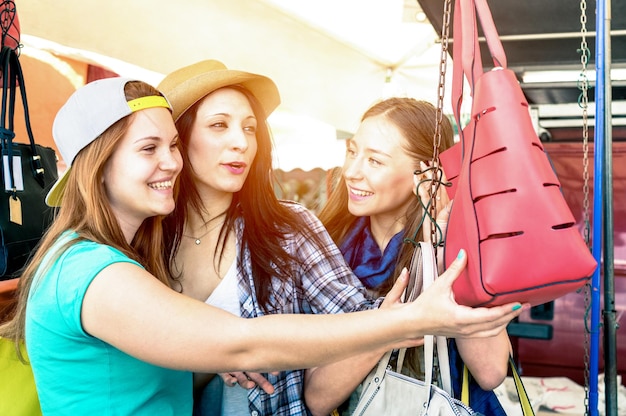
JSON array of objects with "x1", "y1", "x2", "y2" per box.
[{"x1": 0, "y1": 45, "x2": 58, "y2": 279}]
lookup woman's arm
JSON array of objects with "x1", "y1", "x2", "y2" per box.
[
  {"x1": 303, "y1": 269, "x2": 413, "y2": 416},
  {"x1": 81, "y1": 251, "x2": 524, "y2": 374},
  {"x1": 455, "y1": 332, "x2": 512, "y2": 390},
  {"x1": 305, "y1": 351, "x2": 383, "y2": 416}
]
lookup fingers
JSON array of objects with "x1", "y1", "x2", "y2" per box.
[
  {"x1": 460, "y1": 303, "x2": 527, "y2": 335},
  {"x1": 244, "y1": 372, "x2": 275, "y2": 394},
  {"x1": 220, "y1": 372, "x2": 240, "y2": 387},
  {"x1": 438, "y1": 249, "x2": 467, "y2": 286},
  {"x1": 436, "y1": 200, "x2": 453, "y2": 224},
  {"x1": 439, "y1": 163, "x2": 449, "y2": 184},
  {"x1": 424, "y1": 160, "x2": 450, "y2": 207},
  {"x1": 381, "y1": 268, "x2": 409, "y2": 308},
  {"x1": 221, "y1": 371, "x2": 275, "y2": 392},
  {"x1": 412, "y1": 249, "x2": 528, "y2": 339},
  {"x1": 445, "y1": 300, "x2": 527, "y2": 338},
  {"x1": 416, "y1": 161, "x2": 451, "y2": 245},
  {"x1": 414, "y1": 161, "x2": 433, "y2": 200}
]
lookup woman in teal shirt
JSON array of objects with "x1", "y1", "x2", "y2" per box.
[{"x1": 0, "y1": 78, "x2": 523, "y2": 415}]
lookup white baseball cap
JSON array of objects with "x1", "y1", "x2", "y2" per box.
[{"x1": 46, "y1": 77, "x2": 171, "y2": 206}]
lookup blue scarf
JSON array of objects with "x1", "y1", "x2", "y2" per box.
[{"x1": 339, "y1": 217, "x2": 404, "y2": 289}]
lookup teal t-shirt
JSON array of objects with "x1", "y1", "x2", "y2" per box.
[{"x1": 25, "y1": 234, "x2": 192, "y2": 415}]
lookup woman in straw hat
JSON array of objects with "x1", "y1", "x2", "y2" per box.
[
  {"x1": 158, "y1": 61, "x2": 524, "y2": 416},
  {"x1": 0, "y1": 77, "x2": 521, "y2": 415}
]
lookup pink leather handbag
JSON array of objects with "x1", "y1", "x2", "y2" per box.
[{"x1": 439, "y1": 0, "x2": 597, "y2": 307}]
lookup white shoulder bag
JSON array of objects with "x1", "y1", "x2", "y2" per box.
[{"x1": 352, "y1": 242, "x2": 476, "y2": 416}]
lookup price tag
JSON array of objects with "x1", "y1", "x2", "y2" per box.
[{"x1": 9, "y1": 195, "x2": 22, "y2": 225}]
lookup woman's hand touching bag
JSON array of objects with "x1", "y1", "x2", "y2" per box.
[{"x1": 398, "y1": 249, "x2": 526, "y2": 345}]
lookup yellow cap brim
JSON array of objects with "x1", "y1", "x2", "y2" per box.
[{"x1": 45, "y1": 167, "x2": 71, "y2": 207}]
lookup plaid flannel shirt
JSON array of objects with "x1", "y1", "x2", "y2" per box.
[{"x1": 234, "y1": 202, "x2": 380, "y2": 416}]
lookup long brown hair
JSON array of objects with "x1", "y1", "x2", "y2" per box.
[
  {"x1": 318, "y1": 97, "x2": 455, "y2": 296},
  {"x1": 0, "y1": 81, "x2": 173, "y2": 358},
  {"x1": 164, "y1": 85, "x2": 329, "y2": 313}
]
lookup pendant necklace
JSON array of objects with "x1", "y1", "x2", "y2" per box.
[{"x1": 183, "y1": 218, "x2": 224, "y2": 245}]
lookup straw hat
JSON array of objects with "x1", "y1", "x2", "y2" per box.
[{"x1": 158, "y1": 60, "x2": 281, "y2": 122}]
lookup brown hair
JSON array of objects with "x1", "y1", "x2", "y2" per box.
[
  {"x1": 0, "y1": 81, "x2": 173, "y2": 359},
  {"x1": 318, "y1": 97, "x2": 455, "y2": 296},
  {"x1": 163, "y1": 85, "x2": 329, "y2": 312}
]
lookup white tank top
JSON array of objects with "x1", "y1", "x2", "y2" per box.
[
  {"x1": 204, "y1": 260, "x2": 250, "y2": 415},
  {"x1": 205, "y1": 260, "x2": 239, "y2": 315}
]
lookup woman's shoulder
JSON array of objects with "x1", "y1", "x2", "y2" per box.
[
  {"x1": 31, "y1": 235, "x2": 144, "y2": 311},
  {"x1": 66, "y1": 239, "x2": 120, "y2": 257},
  {"x1": 278, "y1": 199, "x2": 308, "y2": 213},
  {"x1": 55, "y1": 234, "x2": 141, "y2": 270},
  {"x1": 278, "y1": 200, "x2": 324, "y2": 229}
]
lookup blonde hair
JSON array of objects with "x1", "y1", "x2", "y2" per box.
[{"x1": 0, "y1": 81, "x2": 173, "y2": 360}]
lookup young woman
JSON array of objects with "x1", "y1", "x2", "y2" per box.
[
  {"x1": 308, "y1": 97, "x2": 512, "y2": 415},
  {"x1": 158, "y1": 61, "x2": 523, "y2": 415},
  {"x1": 0, "y1": 77, "x2": 519, "y2": 416}
]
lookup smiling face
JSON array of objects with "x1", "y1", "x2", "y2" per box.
[
  {"x1": 343, "y1": 113, "x2": 416, "y2": 230},
  {"x1": 185, "y1": 87, "x2": 258, "y2": 204},
  {"x1": 103, "y1": 107, "x2": 182, "y2": 239}
]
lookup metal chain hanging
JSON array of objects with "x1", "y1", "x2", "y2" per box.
[
  {"x1": 429, "y1": 0, "x2": 453, "y2": 247},
  {"x1": 577, "y1": 0, "x2": 592, "y2": 414}
]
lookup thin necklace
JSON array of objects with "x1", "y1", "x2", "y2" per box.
[{"x1": 183, "y1": 217, "x2": 224, "y2": 245}]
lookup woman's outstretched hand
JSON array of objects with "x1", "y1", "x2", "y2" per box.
[{"x1": 399, "y1": 249, "x2": 526, "y2": 344}]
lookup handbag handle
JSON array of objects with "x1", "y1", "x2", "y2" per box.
[
  {"x1": 452, "y1": 0, "x2": 508, "y2": 129},
  {"x1": 0, "y1": 45, "x2": 47, "y2": 191},
  {"x1": 461, "y1": 357, "x2": 536, "y2": 415},
  {"x1": 398, "y1": 242, "x2": 453, "y2": 395}
]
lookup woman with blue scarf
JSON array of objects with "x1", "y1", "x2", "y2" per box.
[{"x1": 306, "y1": 98, "x2": 511, "y2": 416}]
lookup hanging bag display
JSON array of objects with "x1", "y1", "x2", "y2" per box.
[
  {"x1": 0, "y1": 45, "x2": 58, "y2": 279},
  {"x1": 438, "y1": 0, "x2": 597, "y2": 306},
  {"x1": 352, "y1": 242, "x2": 476, "y2": 416},
  {"x1": 0, "y1": 0, "x2": 20, "y2": 84}
]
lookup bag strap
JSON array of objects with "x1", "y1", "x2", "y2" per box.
[
  {"x1": 1, "y1": 47, "x2": 12, "y2": 147},
  {"x1": 0, "y1": 45, "x2": 47, "y2": 189},
  {"x1": 436, "y1": 331, "x2": 452, "y2": 395},
  {"x1": 452, "y1": 0, "x2": 508, "y2": 130},
  {"x1": 472, "y1": 0, "x2": 506, "y2": 67},
  {"x1": 462, "y1": 364, "x2": 470, "y2": 403},
  {"x1": 461, "y1": 357, "x2": 536, "y2": 415},
  {"x1": 509, "y1": 357, "x2": 535, "y2": 415},
  {"x1": 371, "y1": 349, "x2": 394, "y2": 387},
  {"x1": 396, "y1": 243, "x2": 423, "y2": 371},
  {"x1": 0, "y1": 45, "x2": 17, "y2": 193},
  {"x1": 398, "y1": 242, "x2": 453, "y2": 395},
  {"x1": 420, "y1": 242, "x2": 453, "y2": 395}
]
